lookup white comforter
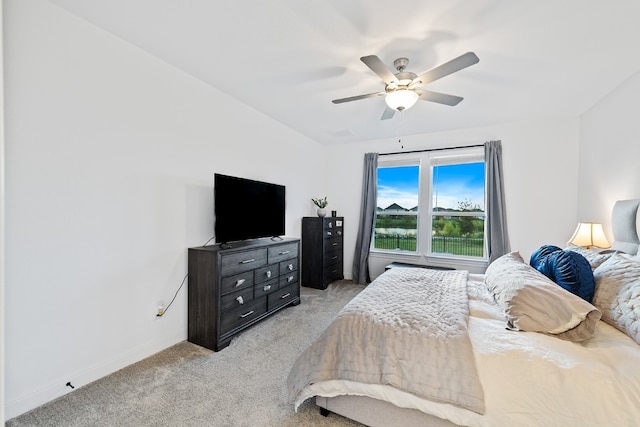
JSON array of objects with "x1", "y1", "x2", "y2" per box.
[{"x1": 298, "y1": 274, "x2": 640, "y2": 427}]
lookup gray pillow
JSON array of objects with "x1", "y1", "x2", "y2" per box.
[
  {"x1": 592, "y1": 253, "x2": 640, "y2": 345},
  {"x1": 485, "y1": 251, "x2": 602, "y2": 341}
]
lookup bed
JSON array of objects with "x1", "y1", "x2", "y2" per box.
[{"x1": 287, "y1": 199, "x2": 640, "y2": 427}]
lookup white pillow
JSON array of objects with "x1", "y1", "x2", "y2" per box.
[
  {"x1": 485, "y1": 251, "x2": 602, "y2": 341},
  {"x1": 592, "y1": 253, "x2": 640, "y2": 345},
  {"x1": 565, "y1": 244, "x2": 612, "y2": 269}
]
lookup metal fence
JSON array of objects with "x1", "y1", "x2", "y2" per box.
[
  {"x1": 374, "y1": 234, "x2": 484, "y2": 257},
  {"x1": 374, "y1": 234, "x2": 417, "y2": 251}
]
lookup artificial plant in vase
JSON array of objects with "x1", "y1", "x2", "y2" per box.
[{"x1": 312, "y1": 197, "x2": 328, "y2": 217}]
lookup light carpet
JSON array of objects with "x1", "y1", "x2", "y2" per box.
[{"x1": 7, "y1": 281, "x2": 366, "y2": 427}]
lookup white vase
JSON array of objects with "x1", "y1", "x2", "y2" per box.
[{"x1": 317, "y1": 208, "x2": 326, "y2": 217}]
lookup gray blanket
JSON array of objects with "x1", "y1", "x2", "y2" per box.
[{"x1": 287, "y1": 267, "x2": 485, "y2": 414}]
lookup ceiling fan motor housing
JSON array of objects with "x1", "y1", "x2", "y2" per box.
[
  {"x1": 386, "y1": 71, "x2": 418, "y2": 93},
  {"x1": 393, "y1": 57, "x2": 410, "y2": 71}
]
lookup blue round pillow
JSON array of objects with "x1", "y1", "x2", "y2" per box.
[
  {"x1": 529, "y1": 244, "x2": 562, "y2": 276},
  {"x1": 541, "y1": 250, "x2": 596, "y2": 302},
  {"x1": 529, "y1": 245, "x2": 595, "y2": 302},
  {"x1": 530, "y1": 245, "x2": 596, "y2": 302}
]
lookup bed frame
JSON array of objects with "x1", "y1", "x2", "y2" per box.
[{"x1": 316, "y1": 395, "x2": 459, "y2": 427}]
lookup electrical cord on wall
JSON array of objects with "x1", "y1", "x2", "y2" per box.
[
  {"x1": 157, "y1": 235, "x2": 215, "y2": 317},
  {"x1": 157, "y1": 273, "x2": 187, "y2": 317}
]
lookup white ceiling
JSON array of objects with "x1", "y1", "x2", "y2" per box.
[{"x1": 50, "y1": 0, "x2": 640, "y2": 146}]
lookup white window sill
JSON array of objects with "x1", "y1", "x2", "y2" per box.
[{"x1": 369, "y1": 250, "x2": 489, "y2": 274}]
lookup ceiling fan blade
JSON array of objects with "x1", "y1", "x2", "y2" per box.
[
  {"x1": 412, "y1": 52, "x2": 479, "y2": 86},
  {"x1": 332, "y1": 91, "x2": 385, "y2": 104},
  {"x1": 381, "y1": 106, "x2": 396, "y2": 120},
  {"x1": 360, "y1": 55, "x2": 399, "y2": 85},
  {"x1": 419, "y1": 90, "x2": 464, "y2": 106}
]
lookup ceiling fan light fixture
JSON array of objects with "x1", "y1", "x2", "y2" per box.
[{"x1": 385, "y1": 89, "x2": 419, "y2": 111}]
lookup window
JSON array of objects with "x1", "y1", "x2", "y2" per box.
[
  {"x1": 373, "y1": 146, "x2": 487, "y2": 261},
  {"x1": 375, "y1": 161, "x2": 420, "y2": 253}
]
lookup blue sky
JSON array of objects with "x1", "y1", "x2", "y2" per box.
[{"x1": 377, "y1": 162, "x2": 485, "y2": 210}]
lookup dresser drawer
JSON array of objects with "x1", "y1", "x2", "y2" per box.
[
  {"x1": 279, "y1": 259, "x2": 297, "y2": 274},
  {"x1": 220, "y1": 286, "x2": 254, "y2": 313},
  {"x1": 279, "y1": 271, "x2": 298, "y2": 288},
  {"x1": 268, "y1": 283, "x2": 299, "y2": 311},
  {"x1": 220, "y1": 271, "x2": 254, "y2": 295},
  {"x1": 324, "y1": 262, "x2": 343, "y2": 282},
  {"x1": 254, "y1": 278, "x2": 278, "y2": 298},
  {"x1": 323, "y1": 220, "x2": 343, "y2": 236},
  {"x1": 323, "y1": 218, "x2": 339, "y2": 230},
  {"x1": 325, "y1": 237, "x2": 342, "y2": 253},
  {"x1": 220, "y1": 297, "x2": 267, "y2": 336},
  {"x1": 324, "y1": 229, "x2": 335, "y2": 238},
  {"x1": 254, "y1": 263, "x2": 279, "y2": 284},
  {"x1": 323, "y1": 249, "x2": 341, "y2": 267},
  {"x1": 220, "y1": 248, "x2": 268, "y2": 277},
  {"x1": 268, "y1": 242, "x2": 298, "y2": 263},
  {"x1": 324, "y1": 229, "x2": 344, "y2": 239}
]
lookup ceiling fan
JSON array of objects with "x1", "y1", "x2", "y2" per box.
[{"x1": 332, "y1": 52, "x2": 479, "y2": 120}]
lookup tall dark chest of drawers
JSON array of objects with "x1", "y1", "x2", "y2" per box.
[
  {"x1": 188, "y1": 237, "x2": 300, "y2": 351},
  {"x1": 301, "y1": 217, "x2": 344, "y2": 289}
]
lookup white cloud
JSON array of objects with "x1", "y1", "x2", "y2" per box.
[
  {"x1": 434, "y1": 181, "x2": 484, "y2": 210},
  {"x1": 377, "y1": 184, "x2": 418, "y2": 210},
  {"x1": 378, "y1": 182, "x2": 484, "y2": 211}
]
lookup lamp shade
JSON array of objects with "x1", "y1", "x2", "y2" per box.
[
  {"x1": 385, "y1": 89, "x2": 419, "y2": 111},
  {"x1": 569, "y1": 222, "x2": 611, "y2": 249}
]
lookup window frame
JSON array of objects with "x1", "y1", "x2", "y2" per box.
[{"x1": 371, "y1": 146, "x2": 488, "y2": 268}]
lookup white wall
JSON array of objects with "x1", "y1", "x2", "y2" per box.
[
  {"x1": 577, "y1": 69, "x2": 640, "y2": 234},
  {"x1": 1, "y1": 0, "x2": 6, "y2": 422},
  {"x1": 4, "y1": 0, "x2": 325, "y2": 419},
  {"x1": 327, "y1": 117, "x2": 581, "y2": 279}
]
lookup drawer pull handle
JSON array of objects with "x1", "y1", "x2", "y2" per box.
[
  {"x1": 332, "y1": 255, "x2": 338, "y2": 260},
  {"x1": 287, "y1": 264, "x2": 293, "y2": 271},
  {"x1": 240, "y1": 258, "x2": 255, "y2": 264},
  {"x1": 280, "y1": 293, "x2": 291, "y2": 299},
  {"x1": 279, "y1": 250, "x2": 290, "y2": 255},
  {"x1": 235, "y1": 278, "x2": 246, "y2": 287},
  {"x1": 337, "y1": 231, "x2": 342, "y2": 235},
  {"x1": 266, "y1": 270, "x2": 272, "y2": 278},
  {"x1": 327, "y1": 231, "x2": 332, "y2": 236},
  {"x1": 332, "y1": 242, "x2": 338, "y2": 246},
  {"x1": 240, "y1": 310, "x2": 254, "y2": 318},
  {"x1": 263, "y1": 285, "x2": 271, "y2": 291},
  {"x1": 236, "y1": 296, "x2": 244, "y2": 305},
  {"x1": 287, "y1": 276, "x2": 294, "y2": 282}
]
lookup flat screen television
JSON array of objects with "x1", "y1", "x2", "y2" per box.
[{"x1": 214, "y1": 173, "x2": 286, "y2": 244}]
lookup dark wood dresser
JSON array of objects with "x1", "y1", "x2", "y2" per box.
[
  {"x1": 301, "y1": 217, "x2": 344, "y2": 289},
  {"x1": 187, "y1": 237, "x2": 300, "y2": 351}
]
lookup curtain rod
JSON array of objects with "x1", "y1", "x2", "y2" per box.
[{"x1": 379, "y1": 143, "x2": 484, "y2": 156}]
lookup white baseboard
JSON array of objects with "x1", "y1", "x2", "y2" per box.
[{"x1": 5, "y1": 333, "x2": 184, "y2": 421}]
